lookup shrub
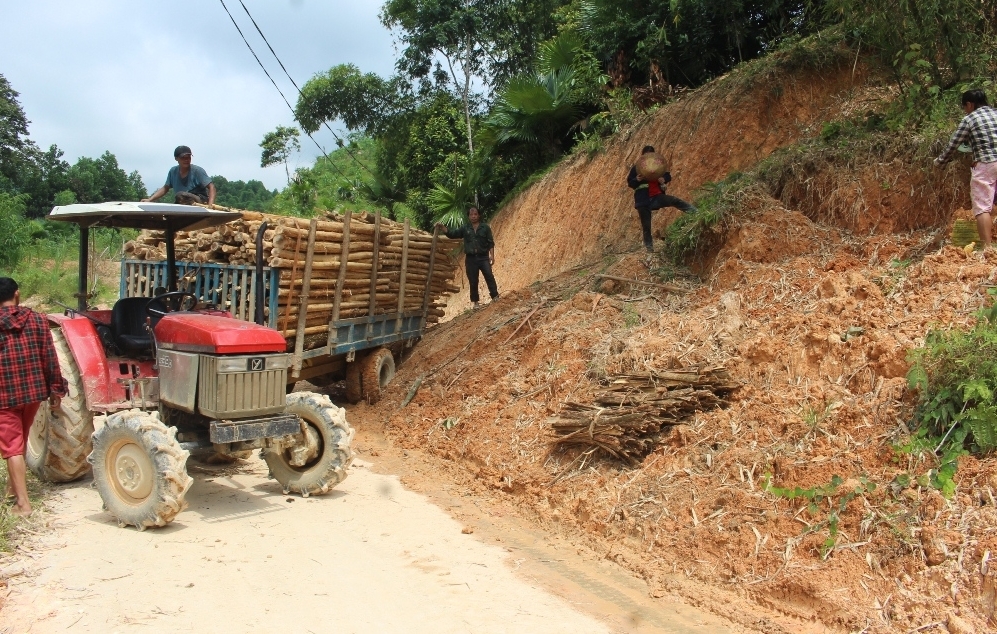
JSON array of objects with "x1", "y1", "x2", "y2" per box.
[
  {"x1": 907, "y1": 295, "x2": 997, "y2": 465},
  {"x1": 0, "y1": 193, "x2": 30, "y2": 268}
]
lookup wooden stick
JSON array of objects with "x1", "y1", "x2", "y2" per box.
[
  {"x1": 401, "y1": 374, "x2": 425, "y2": 407},
  {"x1": 332, "y1": 211, "x2": 351, "y2": 324},
  {"x1": 395, "y1": 219, "x2": 410, "y2": 334},
  {"x1": 420, "y1": 225, "x2": 440, "y2": 330},
  {"x1": 292, "y1": 218, "x2": 318, "y2": 378},
  {"x1": 280, "y1": 231, "x2": 304, "y2": 333},
  {"x1": 502, "y1": 300, "x2": 545, "y2": 345},
  {"x1": 594, "y1": 274, "x2": 688, "y2": 294}
]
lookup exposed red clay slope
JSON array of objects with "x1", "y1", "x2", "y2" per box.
[
  {"x1": 446, "y1": 55, "x2": 967, "y2": 315},
  {"x1": 454, "y1": 59, "x2": 865, "y2": 310}
]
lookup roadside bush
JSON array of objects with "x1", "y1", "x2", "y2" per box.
[{"x1": 0, "y1": 193, "x2": 30, "y2": 268}]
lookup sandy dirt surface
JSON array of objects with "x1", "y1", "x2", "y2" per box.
[{"x1": 0, "y1": 433, "x2": 737, "y2": 634}]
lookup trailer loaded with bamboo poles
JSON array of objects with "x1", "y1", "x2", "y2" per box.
[{"x1": 120, "y1": 205, "x2": 462, "y2": 403}]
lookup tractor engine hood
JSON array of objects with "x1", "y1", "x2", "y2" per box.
[{"x1": 154, "y1": 313, "x2": 287, "y2": 354}]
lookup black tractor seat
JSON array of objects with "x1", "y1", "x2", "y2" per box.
[{"x1": 110, "y1": 297, "x2": 165, "y2": 357}]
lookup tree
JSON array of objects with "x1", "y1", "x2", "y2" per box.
[
  {"x1": 212, "y1": 176, "x2": 277, "y2": 211},
  {"x1": 15, "y1": 144, "x2": 71, "y2": 217},
  {"x1": 260, "y1": 125, "x2": 301, "y2": 184},
  {"x1": 294, "y1": 65, "x2": 404, "y2": 137},
  {"x1": 380, "y1": 0, "x2": 566, "y2": 159},
  {"x1": 0, "y1": 73, "x2": 37, "y2": 192},
  {"x1": 66, "y1": 151, "x2": 143, "y2": 204},
  {"x1": 827, "y1": 0, "x2": 997, "y2": 95},
  {"x1": 570, "y1": 0, "x2": 826, "y2": 89},
  {"x1": 0, "y1": 193, "x2": 30, "y2": 268}
]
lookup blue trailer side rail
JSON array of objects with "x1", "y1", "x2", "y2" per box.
[
  {"x1": 121, "y1": 260, "x2": 280, "y2": 327},
  {"x1": 300, "y1": 311, "x2": 426, "y2": 361}
]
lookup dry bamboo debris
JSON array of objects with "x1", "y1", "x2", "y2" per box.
[{"x1": 550, "y1": 366, "x2": 738, "y2": 466}]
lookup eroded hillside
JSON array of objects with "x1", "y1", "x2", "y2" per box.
[{"x1": 347, "y1": 43, "x2": 997, "y2": 633}]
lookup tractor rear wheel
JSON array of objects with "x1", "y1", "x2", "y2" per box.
[
  {"x1": 344, "y1": 361, "x2": 362, "y2": 404},
  {"x1": 89, "y1": 410, "x2": 192, "y2": 530},
  {"x1": 26, "y1": 328, "x2": 94, "y2": 482},
  {"x1": 263, "y1": 392, "x2": 353, "y2": 496},
  {"x1": 359, "y1": 347, "x2": 395, "y2": 404}
]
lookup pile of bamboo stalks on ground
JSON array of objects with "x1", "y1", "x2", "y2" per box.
[
  {"x1": 122, "y1": 206, "x2": 463, "y2": 340},
  {"x1": 551, "y1": 366, "x2": 738, "y2": 465}
]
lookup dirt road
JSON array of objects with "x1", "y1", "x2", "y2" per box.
[{"x1": 0, "y1": 450, "x2": 734, "y2": 633}]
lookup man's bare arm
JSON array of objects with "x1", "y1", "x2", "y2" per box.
[
  {"x1": 142, "y1": 185, "x2": 170, "y2": 202},
  {"x1": 207, "y1": 182, "x2": 217, "y2": 206}
]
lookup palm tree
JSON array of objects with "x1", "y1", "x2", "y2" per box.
[{"x1": 484, "y1": 33, "x2": 587, "y2": 162}]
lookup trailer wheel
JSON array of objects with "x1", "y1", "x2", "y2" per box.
[
  {"x1": 344, "y1": 361, "x2": 363, "y2": 404},
  {"x1": 359, "y1": 347, "x2": 395, "y2": 404},
  {"x1": 88, "y1": 410, "x2": 192, "y2": 530},
  {"x1": 263, "y1": 392, "x2": 353, "y2": 496},
  {"x1": 26, "y1": 328, "x2": 94, "y2": 482}
]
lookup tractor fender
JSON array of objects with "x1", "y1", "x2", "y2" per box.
[{"x1": 46, "y1": 314, "x2": 112, "y2": 410}]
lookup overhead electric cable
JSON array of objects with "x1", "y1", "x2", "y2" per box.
[
  {"x1": 217, "y1": 0, "x2": 353, "y2": 181},
  {"x1": 234, "y1": 0, "x2": 384, "y2": 184}
]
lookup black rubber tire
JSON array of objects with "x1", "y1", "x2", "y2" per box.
[
  {"x1": 263, "y1": 392, "x2": 353, "y2": 497},
  {"x1": 88, "y1": 410, "x2": 193, "y2": 530},
  {"x1": 344, "y1": 361, "x2": 363, "y2": 404},
  {"x1": 26, "y1": 328, "x2": 94, "y2": 482},
  {"x1": 359, "y1": 347, "x2": 395, "y2": 404}
]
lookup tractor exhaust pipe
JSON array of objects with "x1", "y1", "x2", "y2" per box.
[{"x1": 255, "y1": 221, "x2": 268, "y2": 326}]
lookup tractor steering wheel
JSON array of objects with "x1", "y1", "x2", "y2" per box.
[{"x1": 146, "y1": 292, "x2": 199, "y2": 318}]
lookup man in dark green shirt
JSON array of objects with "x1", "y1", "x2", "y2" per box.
[{"x1": 437, "y1": 207, "x2": 499, "y2": 308}]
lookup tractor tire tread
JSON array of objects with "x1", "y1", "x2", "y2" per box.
[
  {"x1": 26, "y1": 328, "x2": 94, "y2": 482},
  {"x1": 359, "y1": 348, "x2": 395, "y2": 405},
  {"x1": 88, "y1": 410, "x2": 192, "y2": 530},
  {"x1": 263, "y1": 392, "x2": 353, "y2": 496}
]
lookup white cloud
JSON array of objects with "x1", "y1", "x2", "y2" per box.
[{"x1": 0, "y1": 0, "x2": 397, "y2": 193}]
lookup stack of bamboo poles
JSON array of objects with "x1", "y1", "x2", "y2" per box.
[
  {"x1": 551, "y1": 366, "x2": 738, "y2": 465},
  {"x1": 124, "y1": 211, "x2": 274, "y2": 265},
  {"x1": 122, "y1": 207, "x2": 464, "y2": 343}
]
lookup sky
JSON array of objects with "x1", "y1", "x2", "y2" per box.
[{"x1": 0, "y1": 0, "x2": 397, "y2": 193}]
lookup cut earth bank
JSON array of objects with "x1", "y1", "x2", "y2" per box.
[{"x1": 370, "y1": 41, "x2": 997, "y2": 633}]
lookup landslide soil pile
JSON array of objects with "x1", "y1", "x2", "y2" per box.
[{"x1": 349, "y1": 43, "x2": 996, "y2": 633}]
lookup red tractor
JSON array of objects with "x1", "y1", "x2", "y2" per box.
[{"x1": 26, "y1": 202, "x2": 353, "y2": 529}]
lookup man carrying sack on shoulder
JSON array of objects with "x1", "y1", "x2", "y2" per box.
[
  {"x1": 0, "y1": 278, "x2": 67, "y2": 517},
  {"x1": 627, "y1": 145, "x2": 696, "y2": 252}
]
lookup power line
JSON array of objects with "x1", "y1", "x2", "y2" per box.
[
  {"x1": 234, "y1": 0, "x2": 384, "y2": 184},
  {"x1": 217, "y1": 0, "x2": 353, "y2": 182}
]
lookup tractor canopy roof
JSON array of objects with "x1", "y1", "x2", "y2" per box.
[{"x1": 48, "y1": 202, "x2": 241, "y2": 232}]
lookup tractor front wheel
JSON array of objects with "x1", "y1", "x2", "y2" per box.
[
  {"x1": 88, "y1": 410, "x2": 192, "y2": 530},
  {"x1": 263, "y1": 392, "x2": 353, "y2": 496}
]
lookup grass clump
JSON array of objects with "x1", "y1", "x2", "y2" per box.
[
  {"x1": 0, "y1": 461, "x2": 48, "y2": 553},
  {"x1": 904, "y1": 293, "x2": 997, "y2": 495},
  {"x1": 664, "y1": 172, "x2": 753, "y2": 260}
]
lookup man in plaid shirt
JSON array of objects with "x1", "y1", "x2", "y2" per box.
[
  {"x1": 935, "y1": 89, "x2": 997, "y2": 250},
  {"x1": 0, "y1": 278, "x2": 67, "y2": 516}
]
